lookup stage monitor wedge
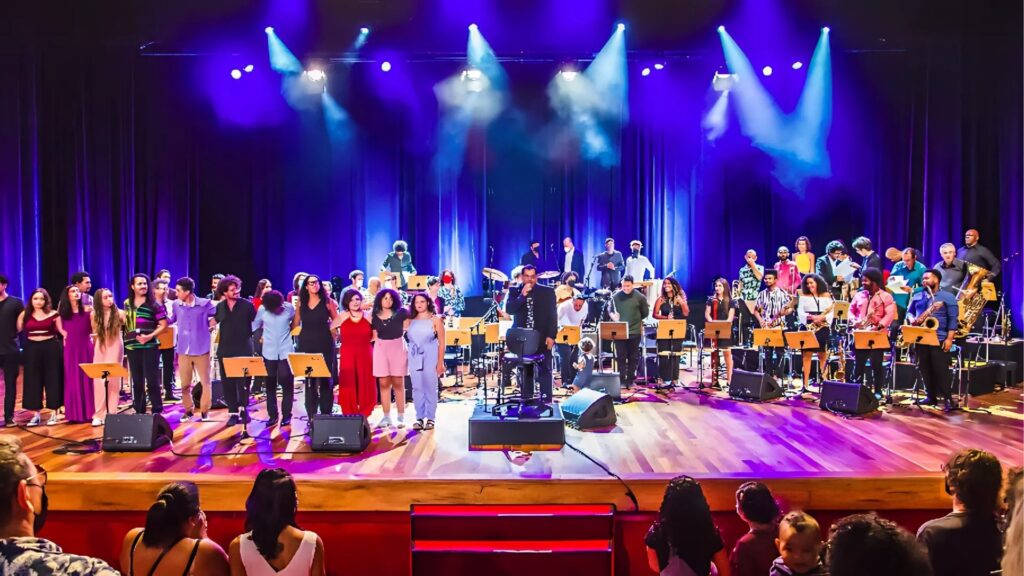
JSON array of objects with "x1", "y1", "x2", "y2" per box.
[
  {"x1": 309, "y1": 415, "x2": 372, "y2": 452},
  {"x1": 728, "y1": 369, "x2": 783, "y2": 402},
  {"x1": 819, "y1": 380, "x2": 879, "y2": 415},
  {"x1": 562, "y1": 388, "x2": 617, "y2": 430},
  {"x1": 103, "y1": 414, "x2": 172, "y2": 452}
]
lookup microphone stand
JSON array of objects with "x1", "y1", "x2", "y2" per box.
[{"x1": 584, "y1": 255, "x2": 600, "y2": 290}]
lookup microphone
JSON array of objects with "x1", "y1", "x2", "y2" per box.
[
  {"x1": 549, "y1": 243, "x2": 555, "y2": 252},
  {"x1": 489, "y1": 246, "x2": 494, "y2": 253}
]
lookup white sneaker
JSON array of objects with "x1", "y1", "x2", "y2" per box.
[
  {"x1": 46, "y1": 413, "x2": 59, "y2": 426},
  {"x1": 91, "y1": 418, "x2": 103, "y2": 427},
  {"x1": 396, "y1": 414, "x2": 406, "y2": 428},
  {"x1": 26, "y1": 414, "x2": 40, "y2": 427},
  {"x1": 179, "y1": 412, "x2": 193, "y2": 423},
  {"x1": 377, "y1": 415, "x2": 392, "y2": 429},
  {"x1": 195, "y1": 413, "x2": 208, "y2": 422}
]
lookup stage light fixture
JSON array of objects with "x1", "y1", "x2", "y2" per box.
[
  {"x1": 653, "y1": 63, "x2": 664, "y2": 70},
  {"x1": 641, "y1": 67, "x2": 651, "y2": 77},
  {"x1": 617, "y1": 23, "x2": 626, "y2": 32},
  {"x1": 717, "y1": 25, "x2": 726, "y2": 33},
  {"x1": 244, "y1": 64, "x2": 254, "y2": 73},
  {"x1": 230, "y1": 69, "x2": 242, "y2": 80},
  {"x1": 380, "y1": 61, "x2": 392, "y2": 72},
  {"x1": 460, "y1": 67, "x2": 488, "y2": 92},
  {"x1": 822, "y1": 26, "x2": 830, "y2": 33},
  {"x1": 265, "y1": 26, "x2": 274, "y2": 34},
  {"x1": 762, "y1": 65, "x2": 773, "y2": 77},
  {"x1": 469, "y1": 23, "x2": 478, "y2": 31},
  {"x1": 305, "y1": 68, "x2": 326, "y2": 82},
  {"x1": 559, "y1": 69, "x2": 579, "y2": 82},
  {"x1": 360, "y1": 27, "x2": 370, "y2": 35},
  {"x1": 791, "y1": 61, "x2": 803, "y2": 70}
]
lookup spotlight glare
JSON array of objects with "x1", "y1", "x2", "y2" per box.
[
  {"x1": 823, "y1": 26, "x2": 830, "y2": 33},
  {"x1": 559, "y1": 69, "x2": 579, "y2": 82},
  {"x1": 717, "y1": 25, "x2": 725, "y2": 33},
  {"x1": 305, "y1": 68, "x2": 326, "y2": 82},
  {"x1": 360, "y1": 27, "x2": 370, "y2": 35},
  {"x1": 380, "y1": 61, "x2": 392, "y2": 72},
  {"x1": 230, "y1": 69, "x2": 242, "y2": 80},
  {"x1": 641, "y1": 67, "x2": 651, "y2": 77},
  {"x1": 762, "y1": 65, "x2": 773, "y2": 77},
  {"x1": 264, "y1": 26, "x2": 274, "y2": 34},
  {"x1": 617, "y1": 22, "x2": 626, "y2": 32},
  {"x1": 653, "y1": 63, "x2": 664, "y2": 70},
  {"x1": 791, "y1": 61, "x2": 803, "y2": 70},
  {"x1": 243, "y1": 64, "x2": 254, "y2": 73},
  {"x1": 468, "y1": 23, "x2": 478, "y2": 31}
]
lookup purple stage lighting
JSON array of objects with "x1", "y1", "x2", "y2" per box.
[
  {"x1": 264, "y1": 27, "x2": 273, "y2": 34},
  {"x1": 654, "y1": 63, "x2": 664, "y2": 70},
  {"x1": 717, "y1": 25, "x2": 726, "y2": 33},
  {"x1": 360, "y1": 27, "x2": 370, "y2": 35},
  {"x1": 823, "y1": 26, "x2": 830, "y2": 33},
  {"x1": 641, "y1": 67, "x2": 651, "y2": 77},
  {"x1": 617, "y1": 23, "x2": 626, "y2": 32},
  {"x1": 380, "y1": 61, "x2": 392, "y2": 72},
  {"x1": 230, "y1": 69, "x2": 242, "y2": 80},
  {"x1": 469, "y1": 23, "x2": 478, "y2": 31},
  {"x1": 792, "y1": 61, "x2": 803, "y2": 70},
  {"x1": 244, "y1": 64, "x2": 254, "y2": 73},
  {"x1": 762, "y1": 65, "x2": 773, "y2": 77}
]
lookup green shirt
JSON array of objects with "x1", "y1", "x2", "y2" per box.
[{"x1": 612, "y1": 290, "x2": 650, "y2": 338}]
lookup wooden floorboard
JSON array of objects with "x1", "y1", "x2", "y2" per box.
[{"x1": 3, "y1": 370, "x2": 1021, "y2": 512}]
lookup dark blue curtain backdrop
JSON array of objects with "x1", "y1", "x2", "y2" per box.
[{"x1": 0, "y1": 33, "x2": 1020, "y2": 328}]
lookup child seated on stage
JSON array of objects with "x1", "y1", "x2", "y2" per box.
[
  {"x1": 571, "y1": 337, "x2": 596, "y2": 392},
  {"x1": 771, "y1": 511, "x2": 827, "y2": 576}
]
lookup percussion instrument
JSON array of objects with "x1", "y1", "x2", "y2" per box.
[
  {"x1": 482, "y1": 268, "x2": 509, "y2": 282},
  {"x1": 537, "y1": 270, "x2": 560, "y2": 280}
]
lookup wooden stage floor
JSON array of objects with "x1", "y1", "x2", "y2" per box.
[{"x1": 6, "y1": 373, "x2": 1023, "y2": 514}]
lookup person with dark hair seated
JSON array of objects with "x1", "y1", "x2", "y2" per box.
[
  {"x1": 0, "y1": 435, "x2": 119, "y2": 575},
  {"x1": 646, "y1": 475, "x2": 731, "y2": 576},
  {"x1": 917, "y1": 448, "x2": 1004, "y2": 576},
  {"x1": 827, "y1": 513, "x2": 931, "y2": 576},
  {"x1": 121, "y1": 481, "x2": 229, "y2": 575},
  {"x1": 771, "y1": 511, "x2": 826, "y2": 576},
  {"x1": 229, "y1": 468, "x2": 325, "y2": 576},
  {"x1": 730, "y1": 481, "x2": 781, "y2": 576}
]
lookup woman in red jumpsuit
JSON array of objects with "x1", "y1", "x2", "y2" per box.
[{"x1": 338, "y1": 289, "x2": 376, "y2": 417}]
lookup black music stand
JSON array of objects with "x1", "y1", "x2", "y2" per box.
[
  {"x1": 702, "y1": 320, "x2": 733, "y2": 389},
  {"x1": 655, "y1": 320, "x2": 687, "y2": 389},
  {"x1": 223, "y1": 356, "x2": 268, "y2": 439}
]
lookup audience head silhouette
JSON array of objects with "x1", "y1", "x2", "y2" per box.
[
  {"x1": 827, "y1": 513, "x2": 931, "y2": 576},
  {"x1": 246, "y1": 468, "x2": 299, "y2": 561},
  {"x1": 143, "y1": 482, "x2": 203, "y2": 548}
]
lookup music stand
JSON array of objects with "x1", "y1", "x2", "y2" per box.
[
  {"x1": 598, "y1": 322, "x2": 629, "y2": 375},
  {"x1": 485, "y1": 323, "x2": 500, "y2": 344},
  {"x1": 80, "y1": 362, "x2": 129, "y2": 417},
  {"x1": 702, "y1": 320, "x2": 733, "y2": 387},
  {"x1": 784, "y1": 331, "x2": 820, "y2": 394},
  {"x1": 288, "y1": 353, "x2": 332, "y2": 380},
  {"x1": 832, "y1": 301, "x2": 851, "y2": 322},
  {"x1": 852, "y1": 330, "x2": 890, "y2": 350},
  {"x1": 751, "y1": 328, "x2": 785, "y2": 376},
  {"x1": 445, "y1": 328, "x2": 472, "y2": 386},
  {"x1": 407, "y1": 275, "x2": 429, "y2": 291},
  {"x1": 654, "y1": 320, "x2": 687, "y2": 389},
  {"x1": 557, "y1": 325, "x2": 581, "y2": 346},
  {"x1": 222, "y1": 357, "x2": 267, "y2": 438},
  {"x1": 900, "y1": 326, "x2": 939, "y2": 347},
  {"x1": 156, "y1": 325, "x2": 176, "y2": 350}
]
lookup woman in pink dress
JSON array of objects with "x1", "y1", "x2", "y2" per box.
[
  {"x1": 337, "y1": 289, "x2": 376, "y2": 418},
  {"x1": 57, "y1": 285, "x2": 95, "y2": 423},
  {"x1": 90, "y1": 288, "x2": 125, "y2": 426}
]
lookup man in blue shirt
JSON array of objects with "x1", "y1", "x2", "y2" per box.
[
  {"x1": 907, "y1": 269, "x2": 959, "y2": 410},
  {"x1": 890, "y1": 247, "x2": 927, "y2": 322}
]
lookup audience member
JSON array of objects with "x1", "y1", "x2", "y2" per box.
[
  {"x1": 771, "y1": 511, "x2": 826, "y2": 576},
  {"x1": 730, "y1": 481, "x2": 781, "y2": 576},
  {"x1": 0, "y1": 434, "x2": 119, "y2": 575},
  {"x1": 229, "y1": 468, "x2": 325, "y2": 576},
  {"x1": 827, "y1": 513, "x2": 931, "y2": 576},
  {"x1": 917, "y1": 448, "x2": 1003, "y2": 576},
  {"x1": 120, "y1": 481, "x2": 229, "y2": 575},
  {"x1": 645, "y1": 475, "x2": 731, "y2": 576},
  {"x1": 1003, "y1": 468, "x2": 1024, "y2": 576}
]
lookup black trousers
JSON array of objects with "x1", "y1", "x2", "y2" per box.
[
  {"x1": 657, "y1": 340, "x2": 682, "y2": 382},
  {"x1": 159, "y1": 347, "x2": 175, "y2": 396},
  {"x1": 1, "y1": 352, "x2": 20, "y2": 421},
  {"x1": 304, "y1": 349, "x2": 337, "y2": 417},
  {"x1": 127, "y1": 347, "x2": 162, "y2": 414},
  {"x1": 520, "y1": 347, "x2": 553, "y2": 402},
  {"x1": 852, "y1": 348, "x2": 886, "y2": 393},
  {"x1": 263, "y1": 358, "x2": 294, "y2": 420},
  {"x1": 218, "y1": 354, "x2": 251, "y2": 414},
  {"x1": 615, "y1": 336, "x2": 642, "y2": 386},
  {"x1": 917, "y1": 344, "x2": 953, "y2": 400},
  {"x1": 22, "y1": 339, "x2": 62, "y2": 411},
  {"x1": 555, "y1": 343, "x2": 578, "y2": 385}
]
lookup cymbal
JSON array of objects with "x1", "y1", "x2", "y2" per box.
[
  {"x1": 482, "y1": 267, "x2": 509, "y2": 282},
  {"x1": 537, "y1": 270, "x2": 560, "y2": 280},
  {"x1": 656, "y1": 351, "x2": 687, "y2": 357}
]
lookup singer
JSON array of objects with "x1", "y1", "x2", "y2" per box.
[{"x1": 505, "y1": 265, "x2": 558, "y2": 401}]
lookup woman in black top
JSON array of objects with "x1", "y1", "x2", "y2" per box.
[
  {"x1": 705, "y1": 278, "x2": 736, "y2": 383},
  {"x1": 371, "y1": 288, "x2": 409, "y2": 428},
  {"x1": 646, "y1": 475, "x2": 729, "y2": 576},
  {"x1": 653, "y1": 278, "x2": 690, "y2": 387},
  {"x1": 120, "y1": 482, "x2": 229, "y2": 576},
  {"x1": 292, "y1": 275, "x2": 339, "y2": 417}
]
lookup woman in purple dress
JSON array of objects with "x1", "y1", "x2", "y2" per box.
[{"x1": 57, "y1": 285, "x2": 95, "y2": 422}]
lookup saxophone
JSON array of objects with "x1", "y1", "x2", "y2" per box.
[
  {"x1": 954, "y1": 263, "x2": 990, "y2": 338},
  {"x1": 766, "y1": 295, "x2": 799, "y2": 328},
  {"x1": 896, "y1": 298, "x2": 943, "y2": 348},
  {"x1": 731, "y1": 279, "x2": 742, "y2": 301}
]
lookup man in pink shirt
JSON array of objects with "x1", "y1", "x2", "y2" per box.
[
  {"x1": 773, "y1": 246, "x2": 802, "y2": 294},
  {"x1": 849, "y1": 268, "x2": 896, "y2": 396}
]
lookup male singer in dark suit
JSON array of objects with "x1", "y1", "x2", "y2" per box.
[
  {"x1": 506, "y1": 265, "x2": 558, "y2": 401},
  {"x1": 562, "y1": 237, "x2": 585, "y2": 280}
]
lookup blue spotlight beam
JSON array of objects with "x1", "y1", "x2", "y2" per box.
[
  {"x1": 466, "y1": 26, "x2": 507, "y2": 91},
  {"x1": 266, "y1": 29, "x2": 303, "y2": 75},
  {"x1": 793, "y1": 29, "x2": 833, "y2": 150}
]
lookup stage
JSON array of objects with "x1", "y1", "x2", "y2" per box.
[{"x1": 10, "y1": 373, "x2": 1022, "y2": 515}]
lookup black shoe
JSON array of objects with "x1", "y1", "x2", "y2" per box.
[
  {"x1": 164, "y1": 393, "x2": 180, "y2": 402},
  {"x1": 944, "y1": 399, "x2": 959, "y2": 411},
  {"x1": 266, "y1": 416, "x2": 279, "y2": 427},
  {"x1": 3, "y1": 419, "x2": 13, "y2": 427},
  {"x1": 915, "y1": 396, "x2": 938, "y2": 406},
  {"x1": 227, "y1": 414, "x2": 240, "y2": 426},
  {"x1": 281, "y1": 418, "x2": 291, "y2": 427}
]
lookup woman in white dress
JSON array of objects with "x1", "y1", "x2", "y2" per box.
[{"x1": 229, "y1": 469, "x2": 325, "y2": 576}]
